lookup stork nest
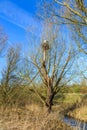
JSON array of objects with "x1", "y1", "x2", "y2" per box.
[{"x1": 42, "y1": 40, "x2": 50, "y2": 50}]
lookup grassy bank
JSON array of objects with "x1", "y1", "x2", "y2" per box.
[
  {"x1": 67, "y1": 105, "x2": 87, "y2": 122},
  {"x1": 66, "y1": 98, "x2": 87, "y2": 122},
  {"x1": 54, "y1": 86, "x2": 87, "y2": 122}
]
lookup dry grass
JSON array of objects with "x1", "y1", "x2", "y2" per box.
[
  {"x1": 68, "y1": 105, "x2": 87, "y2": 122},
  {"x1": 0, "y1": 104, "x2": 74, "y2": 130}
]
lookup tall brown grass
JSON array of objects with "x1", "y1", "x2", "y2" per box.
[{"x1": 0, "y1": 104, "x2": 74, "y2": 130}]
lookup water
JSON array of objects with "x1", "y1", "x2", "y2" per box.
[{"x1": 63, "y1": 115, "x2": 87, "y2": 130}]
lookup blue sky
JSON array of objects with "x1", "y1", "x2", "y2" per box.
[
  {"x1": 0, "y1": 0, "x2": 42, "y2": 78},
  {"x1": 0, "y1": 0, "x2": 41, "y2": 43},
  {"x1": 0, "y1": 0, "x2": 86, "y2": 84}
]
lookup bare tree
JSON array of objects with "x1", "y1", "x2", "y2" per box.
[
  {"x1": 25, "y1": 24, "x2": 75, "y2": 113},
  {"x1": 1, "y1": 46, "x2": 20, "y2": 108},
  {"x1": 39, "y1": 0, "x2": 87, "y2": 53}
]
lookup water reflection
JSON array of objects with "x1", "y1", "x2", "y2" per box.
[{"x1": 64, "y1": 116, "x2": 87, "y2": 130}]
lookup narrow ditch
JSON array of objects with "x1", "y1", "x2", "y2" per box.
[{"x1": 63, "y1": 115, "x2": 87, "y2": 130}]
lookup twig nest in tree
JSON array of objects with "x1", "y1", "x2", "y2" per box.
[{"x1": 42, "y1": 40, "x2": 50, "y2": 51}]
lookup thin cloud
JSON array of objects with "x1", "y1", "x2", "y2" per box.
[
  {"x1": 0, "y1": 14, "x2": 26, "y2": 30},
  {"x1": 0, "y1": 0, "x2": 40, "y2": 30}
]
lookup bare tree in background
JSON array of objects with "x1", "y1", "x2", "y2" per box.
[
  {"x1": 1, "y1": 46, "x2": 20, "y2": 109},
  {"x1": 39, "y1": 0, "x2": 87, "y2": 53}
]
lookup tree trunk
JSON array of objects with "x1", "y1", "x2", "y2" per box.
[{"x1": 45, "y1": 87, "x2": 54, "y2": 113}]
